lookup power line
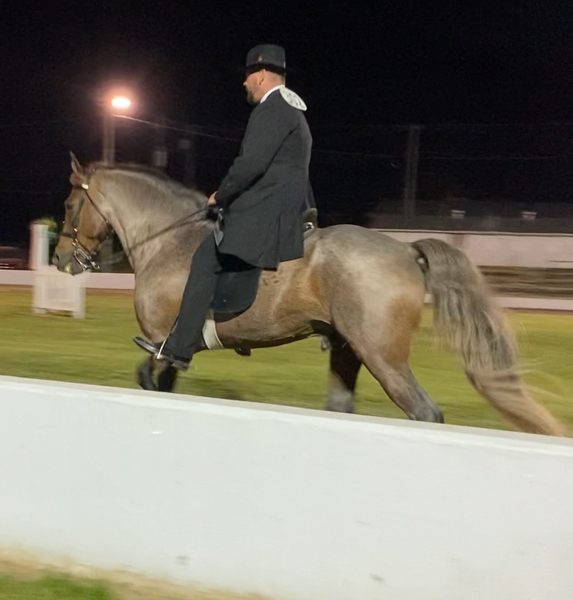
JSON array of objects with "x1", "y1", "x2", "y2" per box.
[
  {"x1": 313, "y1": 148, "x2": 398, "y2": 159},
  {"x1": 114, "y1": 115, "x2": 242, "y2": 142},
  {"x1": 116, "y1": 115, "x2": 402, "y2": 160},
  {"x1": 422, "y1": 153, "x2": 572, "y2": 161},
  {"x1": 311, "y1": 121, "x2": 573, "y2": 132},
  {"x1": 165, "y1": 119, "x2": 243, "y2": 137},
  {"x1": 110, "y1": 115, "x2": 573, "y2": 163}
]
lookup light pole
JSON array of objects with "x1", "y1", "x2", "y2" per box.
[
  {"x1": 102, "y1": 95, "x2": 132, "y2": 164},
  {"x1": 100, "y1": 93, "x2": 133, "y2": 272}
]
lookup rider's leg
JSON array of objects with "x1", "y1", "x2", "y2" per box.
[{"x1": 161, "y1": 234, "x2": 221, "y2": 361}]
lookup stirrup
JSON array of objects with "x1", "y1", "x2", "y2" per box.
[
  {"x1": 134, "y1": 336, "x2": 161, "y2": 355},
  {"x1": 155, "y1": 338, "x2": 169, "y2": 360}
]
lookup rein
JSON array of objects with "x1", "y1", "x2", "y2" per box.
[{"x1": 103, "y1": 206, "x2": 211, "y2": 269}]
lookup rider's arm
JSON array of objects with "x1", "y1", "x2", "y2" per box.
[{"x1": 215, "y1": 105, "x2": 296, "y2": 209}]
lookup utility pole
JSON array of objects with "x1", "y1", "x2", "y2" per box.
[
  {"x1": 100, "y1": 112, "x2": 116, "y2": 271},
  {"x1": 178, "y1": 136, "x2": 196, "y2": 186},
  {"x1": 152, "y1": 117, "x2": 168, "y2": 171},
  {"x1": 102, "y1": 113, "x2": 115, "y2": 164},
  {"x1": 402, "y1": 124, "x2": 421, "y2": 221},
  {"x1": 101, "y1": 94, "x2": 132, "y2": 164}
]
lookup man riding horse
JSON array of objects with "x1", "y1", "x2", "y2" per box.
[{"x1": 135, "y1": 44, "x2": 315, "y2": 370}]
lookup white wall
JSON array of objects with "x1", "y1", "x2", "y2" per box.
[
  {"x1": 381, "y1": 230, "x2": 573, "y2": 268},
  {"x1": 1, "y1": 375, "x2": 573, "y2": 600},
  {"x1": 461, "y1": 233, "x2": 573, "y2": 268}
]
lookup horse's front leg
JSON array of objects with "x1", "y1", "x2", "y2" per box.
[
  {"x1": 157, "y1": 362, "x2": 178, "y2": 392},
  {"x1": 137, "y1": 357, "x2": 158, "y2": 391}
]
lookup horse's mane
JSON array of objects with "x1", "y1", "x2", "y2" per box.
[{"x1": 90, "y1": 162, "x2": 206, "y2": 214}]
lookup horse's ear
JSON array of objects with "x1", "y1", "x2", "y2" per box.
[{"x1": 70, "y1": 152, "x2": 84, "y2": 177}]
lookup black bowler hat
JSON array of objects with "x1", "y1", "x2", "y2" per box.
[{"x1": 245, "y1": 44, "x2": 287, "y2": 74}]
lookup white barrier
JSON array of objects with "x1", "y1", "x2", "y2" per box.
[
  {"x1": 28, "y1": 223, "x2": 49, "y2": 271},
  {"x1": 1, "y1": 375, "x2": 573, "y2": 600},
  {"x1": 32, "y1": 266, "x2": 87, "y2": 317},
  {"x1": 0, "y1": 270, "x2": 135, "y2": 289}
]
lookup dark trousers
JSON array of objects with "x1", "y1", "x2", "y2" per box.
[
  {"x1": 164, "y1": 234, "x2": 222, "y2": 359},
  {"x1": 164, "y1": 233, "x2": 252, "y2": 359}
]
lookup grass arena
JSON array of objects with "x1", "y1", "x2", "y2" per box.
[{"x1": 1, "y1": 287, "x2": 572, "y2": 432}]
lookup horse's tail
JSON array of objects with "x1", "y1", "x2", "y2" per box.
[{"x1": 412, "y1": 238, "x2": 565, "y2": 436}]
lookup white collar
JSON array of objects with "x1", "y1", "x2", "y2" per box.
[{"x1": 260, "y1": 84, "x2": 284, "y2": 104}]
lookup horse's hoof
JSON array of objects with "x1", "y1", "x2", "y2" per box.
[
  {"x1": 234, "y1": 347, "x2": 251, "y2": 357},
  {"x1": 137, "y1": 359, "x2": 157, "y2": 391}
]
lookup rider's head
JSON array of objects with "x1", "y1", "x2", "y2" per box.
[
  {"x1": 243, "y1": 44, "x2": 287, "y2": 106},
  {"x1": 244, "y1": 68, "x2": 285, "y2": 105}
]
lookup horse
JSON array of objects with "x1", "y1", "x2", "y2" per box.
[{"x1": 52, "y1": 153, "x2": 565, "y2": 436}]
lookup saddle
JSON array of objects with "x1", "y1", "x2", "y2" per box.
[
  {"x1": 211, "y1": 267, "x2": 261, "y2": 314},
  {"x1": 210, "y1": 208, "x2": 319, "y2": 315}
]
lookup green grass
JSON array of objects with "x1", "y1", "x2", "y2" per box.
[
  {"x1": 0, "y1": 575, "x2": 113, "y2": 599},
  {"x1": 1, "y1": 289, "x2": 573, "y2": 432}
]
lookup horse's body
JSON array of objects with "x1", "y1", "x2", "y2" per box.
[{"x1": 54, "y1": 159, "x2": 565, "y2": 436}]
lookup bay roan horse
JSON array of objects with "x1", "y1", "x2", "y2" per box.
[{"x1": 53, "y1": 154, "x2": 565, "y2": 436}]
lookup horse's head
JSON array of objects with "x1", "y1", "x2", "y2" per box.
[{"x1": 53, "y1": 153, "x2": 113, "y2": 275}]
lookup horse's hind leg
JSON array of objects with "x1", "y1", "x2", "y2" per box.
[
  {"x1": 326, "y1": 335, "x2": 362, "y2": 413},
  {"x1": 137, "y1": 357, "x2": 157, "y2": 391},
  {"x1": 370, "y1": 361, "x2": 444, "y2": 423},
  {"x1": 336, "y1": 294, "x2": 443, "y2": 423}
]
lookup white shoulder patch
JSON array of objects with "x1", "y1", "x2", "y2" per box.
[{"x1": 280, "y1": 86, "x2": 307, "y2": 111}]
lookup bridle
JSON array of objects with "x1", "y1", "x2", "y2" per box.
[{"x1": 60, "y1": 178, "x2": 113, "y2": 272}]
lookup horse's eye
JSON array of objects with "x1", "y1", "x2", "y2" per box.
[{"x1": 64, "y1": 202, "x2": 73, "y2": 211}]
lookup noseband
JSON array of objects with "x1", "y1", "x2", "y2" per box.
[{"x1": 60, "y1": 180, "x2": 112, "y2": 272}]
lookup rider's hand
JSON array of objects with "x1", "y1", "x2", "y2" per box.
[{"x1": 207, "y1": 192, "x2": 217, "y2": 207}]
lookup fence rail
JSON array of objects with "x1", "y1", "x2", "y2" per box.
[{"x1": 482, "y1": 267, "x2": 573, "y2": 298}]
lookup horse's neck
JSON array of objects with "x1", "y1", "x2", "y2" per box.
[{"x1": 102, "y1": 177, "x2": 201, "y2": 271}]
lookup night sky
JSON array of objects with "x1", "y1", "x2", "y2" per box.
[{"x1": 2, "y1": 1, "x2": 573, "y2": 243}]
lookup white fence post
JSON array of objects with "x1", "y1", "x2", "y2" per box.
[{"x1": 29, "y1": 222, "x2": 49, "y2": 271}]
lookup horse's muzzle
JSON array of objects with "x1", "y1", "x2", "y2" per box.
[{"x1": 52, "y1": 251, "x2": 81, "y2": 275}]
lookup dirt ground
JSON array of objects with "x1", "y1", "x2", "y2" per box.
[{"x1": 0, "y1": 549, "x2": 269, "y2": 600}]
